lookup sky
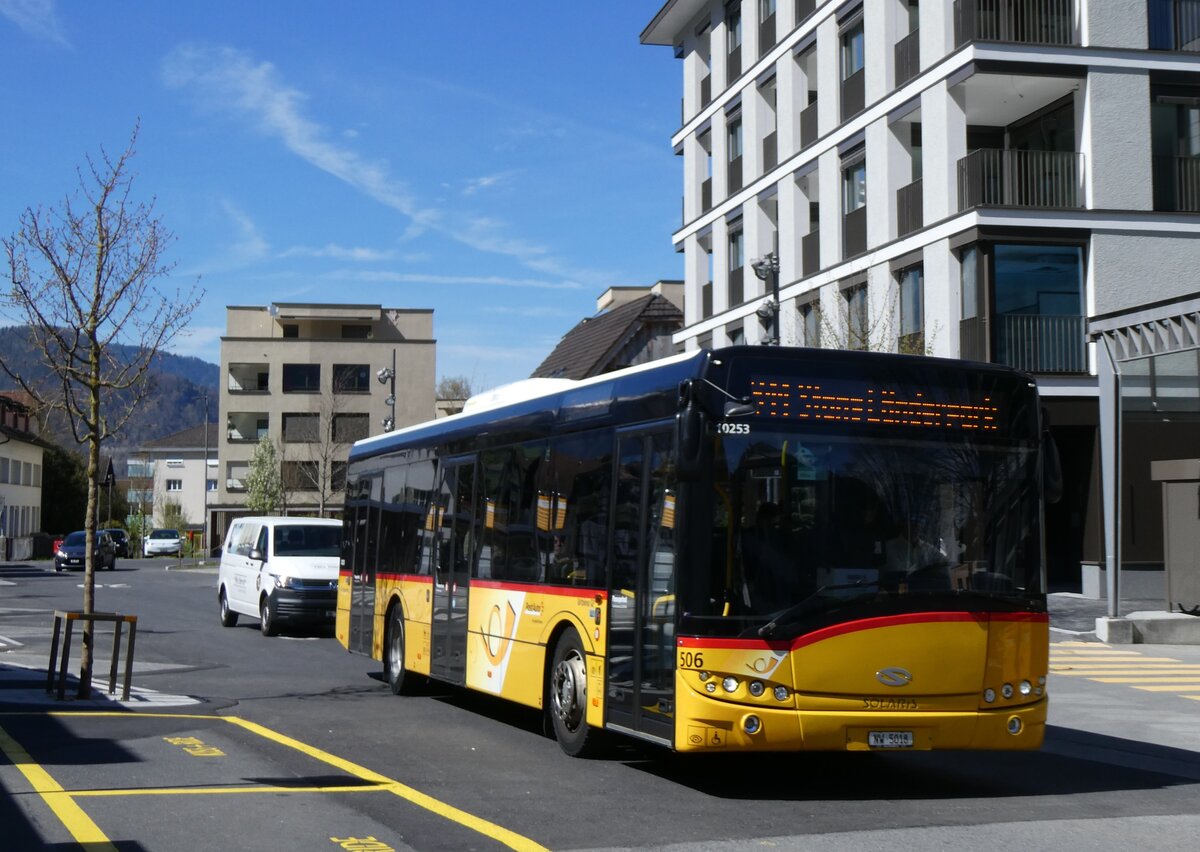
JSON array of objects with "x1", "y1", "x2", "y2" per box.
[{"x1": 0, "y1": 1, "x2": 682, "y2": 392}]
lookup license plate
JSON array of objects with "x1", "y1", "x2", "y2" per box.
[{"x1": 868, "y1": 731, "x2": 913, "y2": 748}]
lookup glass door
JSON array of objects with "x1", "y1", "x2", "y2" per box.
[
  {"x1": 347, "y1": 475, "x2": 380, "y2": 655},
  {"x1": 430, "y1": 458, "x2": 478, "y2": 684},
  {"x1": 606, "y1": 429, "x2": 678, "y2": 743}
]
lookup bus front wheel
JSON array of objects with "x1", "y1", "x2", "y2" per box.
[{"x1": 547, "y1": 630, "x2": 599, "y2": 757}]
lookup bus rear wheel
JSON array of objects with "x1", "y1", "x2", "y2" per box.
[
  {"x1": 385, "y1": 606, "x2": 421, "y2": 695},
  {"x1": 547, "y1": 629, "x2": 600, "y2": 757}
]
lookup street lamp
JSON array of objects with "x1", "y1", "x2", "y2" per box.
[
  {"x1": 377, "y1": 348, "x2": 396, "y2": 432},
  {"x1": 201, "y1": 391, "x2": 210, "y2": 563},
  {"x1": 751, "y1": 251, "x2": 781, "y2": 345}
]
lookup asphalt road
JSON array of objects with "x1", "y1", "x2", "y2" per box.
[{"x1": 2, "y1": 559, "x2": 1200, "y2": 851}]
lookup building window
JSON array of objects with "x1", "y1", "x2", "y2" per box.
[
  {"x1": 283, "y1": 461, "x2": 320, "y2": 492},
  {"x1": 332, "y1": 364, "x2": 370, "y2": 393},
  {"x1": 961, "y1": 245, "x2": 981, "y2": 320},
  {"x1": 729, "y1": 229, "x2": 745, "y2": 305},
  {"x1": 727, "y1": 116, "x2": 744, "y2": 193},
  {"x1": 843, "y1": 283, "x2": 869, "y2": 350},
  {"x1": 898, "y1": 265, "x2": 924, "y2": 354},
  {"x1": 330, "y1": 461, "x2": 348, "y2": 493},
  {"x1": 843, "y1": 158, "x2": 866, "y2": 213},
  {"x1": 341, "y1": 324, "x2": 371, "y2": 339},
  {"x1": 333, "y1": 413, "x2": 369, "y2": 443},
  {"x1": 282, "y1": 363, "x2": 321, "y2": 393},
  {"x1": 726, "y1": 2, "x2": 742, "y2": 52},
  {"x1": 799, "y1": 301, "x2": 821, "y2": 347},
  {"x1": 726, "y1": 320, "x2": 745, "y2": 345},
  {"x1": 842, "y1": 19, "x2": 864, "y2": 79},
  {"x1": 282, "y1": 413, "x2": 320, "y2": 443},
  {"x1": 0, "y1": 457, "x2": 7, "y2": 484},
  {"x1": 166, "y1": 479, "x2": 183, "y2": 492},
  {"x1": 760, "y1": 0, "x2": 775, "y2": 20},
  {"x1": 207, "y1": 479, "x2": 218, "y2": 492},
  {"x1": 282, "y1": 324, "x2": 299, "y2": 338}
]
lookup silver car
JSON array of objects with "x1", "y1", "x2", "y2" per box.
[{"x1": 144, "y1": 528, "x2": 183, "y2": 557}]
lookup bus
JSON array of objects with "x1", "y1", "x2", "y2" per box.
[{"x1": 336, "y1": 346, "x2": 1057, "y2": 757}]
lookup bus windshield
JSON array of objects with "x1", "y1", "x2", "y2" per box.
[{"x1": 680, "y1": 351, "x2": 1044, "y2": 640}]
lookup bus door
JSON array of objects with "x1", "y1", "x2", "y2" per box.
[
  {"x1": 430, "y1": 457, "x2": 478, "y2": 684},
  {"x1": 348, "y1": 476, "x2": 381, "y2": 655},
  {"x1": 606, "y1": 429, "x2": 677, "y2": 743}
]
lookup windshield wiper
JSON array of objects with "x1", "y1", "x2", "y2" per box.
[{"x1": 757, "y1": 580, "x2": 879, "y2": 639}]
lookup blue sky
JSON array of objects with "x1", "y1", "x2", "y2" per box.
[{"x1": 0, "y1": 2, "x2": 681, "y2": 391}]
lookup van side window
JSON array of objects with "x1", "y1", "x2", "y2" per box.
[{"x1": 256, "y1": 527, "x2": 269, "y2": 557}]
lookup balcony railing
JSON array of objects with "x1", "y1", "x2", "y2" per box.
[
  {"x1": 800, "y1": 100, "x2": 818, "y2": 148},
  {"x1": 1153, "y1": 155, "x2": 1200, "y2": 211},
  {"x1": 729, "y1": 267, "x2": 745, "y2": 305},
  {"x1": 763, "y1": 131, "x2": 778, "y2": 172},
  {"x1": 998, "y1": 314, "x2": 1087, "y2": 373},
  {"x1": 759, "y1": 13, "x2": 776, "y2": 55},
  {"x1": 841, "y1": 69, "x2": 865, "y2": 120},
  {"x1": 802, "y1": 229, "x2": 821, "y2": 276},
  {"x1": 701, "y1": 73, "x2": 712, "y2": 108},
  {"x1": 896, "y1": 178, "x2": 923, "y2": 237},
  {"x1": 954, "y1": 0, "x2": 1078, "y2": 47},
  {"x1": 729, "y1": 156, "x2": 743, "y2": 195},
  {"x1": 843, "y1": 206, "x2": 867, "y2": 258},
  {"x1": 895, "y1": 28, "x2": 921, "y2": 87},
  {"x1": 1149, "y1": 0, "x2": 1200, "y2": 51},
  {"x1": 702, "y1": 177, "x2": 712, "y2": 212},
  {"x1": 702, "y1": 281, "x2": 713, "y2": 318},
  {"x1": 958, "y1": 314, "x2": 1086, "y2": 372},
  {"x1": 957, "y1": 148, "x2": 1083, "y2": 210},
  {"x1": 796, "y1": 0, "x2": 815, "y2": 23}
]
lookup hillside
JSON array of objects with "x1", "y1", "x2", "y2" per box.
[{"x1": 0, "y1": 325, "x2": 218, "y2": 453}]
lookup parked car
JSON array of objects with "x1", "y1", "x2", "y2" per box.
[
  {"x1": 144, "y1": 528, "x2": 183, "y2": 557},
  {"x1": 54, "y1": 530, "x2": 117, "y2": 572},
  {"x1": 103, "y1": 528, "x2": 129, "y2": 558}
]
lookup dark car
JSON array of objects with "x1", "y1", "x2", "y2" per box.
[
  {"x1": 103, "y1": 528, "x2": 129, "y2": 558},
  {"x1": 54, "y1": 530, "x2": 117, "y2": 572}
]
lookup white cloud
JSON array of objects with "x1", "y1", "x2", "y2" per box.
[
  {"x1": 0, "y1": 0, "x2": 69, "y2": 46},
  {"x1": 462, "y1": 171, "x2": 514, "y2": 196},
  {"x1": 486, "y1": 305, "x2": 577, "y2": 319},
  {"x1": 332, "y1": 270, "x2": 583, "y2": 291},
  {"x1": 279, "y1": 244, "x2": 396, "y2": 262}
]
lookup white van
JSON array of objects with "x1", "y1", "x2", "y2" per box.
[{"x1": 217, "y1": 516, "x2": 342, "y2": 636}]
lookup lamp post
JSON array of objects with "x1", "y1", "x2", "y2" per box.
[
  {"x1": 201, "y1": 391, "x2": 210, "y2": 563},
  {"x1": 751, "y1": 251, "x2": 781, "y2": 345},
  {"x1": 377, "y1": 348, "x2": 396, "y2": 433}
]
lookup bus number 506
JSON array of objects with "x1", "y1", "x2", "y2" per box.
[{"x1": 680, "y1": 651, "x2": 705, "y2": 669}]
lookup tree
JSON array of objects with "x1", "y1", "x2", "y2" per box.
[
  {"x1": 40, "y1": 443, "x2": 87, "y2": 535},
  {"x1": 1, "y1": 125, "x2": 200, "y2": 696},
  {"x1": 437, "y1": 375, "x2": 473, "y2": 417},
  {"x1": 281, "y1": 370, "x2": 362, "y2": 515},
  {"x1": 245, "y1": 436, "x2": 283, "y2": 515}
]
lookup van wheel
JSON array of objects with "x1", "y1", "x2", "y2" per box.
[
  {"x1": 385, "y1": 606, "x2": 421, "y2": 695},
  {"x1": 219, "y1": 589, "x2": 238, "y2": 627},
  {"x1": 259, "y1": 596, "x2": 277, "y2": 637},
  {"x1": 547, "y1": 629, "x2": 601, "y2": 757}
]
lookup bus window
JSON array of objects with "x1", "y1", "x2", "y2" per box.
[{"x1": 539, "y1": 430, "x2": 612, "y2": 588}]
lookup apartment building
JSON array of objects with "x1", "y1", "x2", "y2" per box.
[
  {"x1": 128, "y1": 424, "x2": 219, "y2": 536},
  {"x1": 0, "y1": 394, "x2": 44, "y2": 547},
  {"x1": 211, "y1": 303, "x2": 435, "y2": 550},
  {"x1": 643, "y1": 1, "x2": 1200, "y2": 592}
]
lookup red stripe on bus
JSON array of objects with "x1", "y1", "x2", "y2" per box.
[
  {"x1": 376, "y1": 572, "x2": 433, "y2": 584},
  {"x1": 471, "y1": 579, "x2": 607, "y2": 599},
  {"x1": 677, "y1": 611, "x2": 1048, "y2": 651}
]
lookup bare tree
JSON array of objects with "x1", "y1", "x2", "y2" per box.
[
  {"x1": 1, "y1": 125, "x2": 201, "y2": 696},
  {"x1": 437, "y1": 374, "x2": 473, "y2": 417},
  {"x1": 280, "y1": 369, "x2": 364, "y2": 515}
]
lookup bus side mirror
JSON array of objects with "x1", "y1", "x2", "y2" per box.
[
  {"x1": 676, "y1": 383, "x2": 707, "y2": 481},
  {"x1": 1042, "y1": 430, "x2": 1063, "y2": 505}
]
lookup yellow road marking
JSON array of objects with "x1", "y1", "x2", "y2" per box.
[
  {"x1": 73, "y1": 784, "x2": 387, "y2": 797},
  {"x1": 1050, "y1": 649, "x2": 1143, "y2": 656},
  {"x1": 1053, "y1": 669, "x2": 1200, "y2": 676},
  {"x1": 1130, "y1": 684, "x2": 1200, "y2": 692},
  {"x1": 1050, "y1": 656, "x2": 1181, "y2": 663},
  {"x1": 0, "y1": 724, "x2": 116, "y2": 851},
  {"x1": 1090, "y1": 677, "x2": 1200, "y2": 684},
  {"x1": 37, "y1": 712, "x2": 550, "y2": 852}
]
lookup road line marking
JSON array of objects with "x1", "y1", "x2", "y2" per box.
[
  {"x1": 72, "y1": 784, "x2": 389, "y2": 797},
  {"x1": 37, "y1": 711, "x2": 549, "y2": 852},
  {"x1": 1090, "y1": 677, "x2": 1200, "y2": 684},
  {"x1": 0, "y1": 724, "x2": 116, "y2": 851},
  {"x1": 1053, "y1": 669, "x2": 1200, "y2": 676},
  {"x1": 1129, "y1": 684, "x2": 1200, "y2": 692}
]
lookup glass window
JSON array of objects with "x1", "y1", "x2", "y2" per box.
[
  {"x1": 283, "y1": 413, "x2": 320, "y2": 443},
  {"x1": 283, "y1": 461, "x2": 320, "y2": 491},
  {"x1": 843, "y1": 158, "x2": 866, "y2": 213},
  {"x1": 166, "y1": 479, "x2": 182, "y2": 492},
  {"x1": 993, "y1": 245, "x2": 1083, "y2": 317},
  {"x1": 726, "y1": 3, "x2": 742, "y2": 51},
  {"x1": 536, "y1": 432, "x2": 613, "y2": 587},
  {"x1": 842, "y1": 20, "x2": 864, "y2": 79},
  {"x1": 282, "y1": 364, "x2": 320, "y2": 393},
  {"x1": 273, "y1": 524, "x2": 341, "y2": 556},
  {"x1": 760, "y1": 0, "x2": 775, "y2": 21},
  {"x1": 799, "y1": 301, "x2": 821, "y2": 348},
  {"x1": 961, "y1": 246, "x2": 980, "y2": 319},
  {"x1": 844, "y1": 283, "x2": 868, "y2": 350},
  {"x1": 207, "y1": 479, "x2": 218, "y2": 492},
  {"x1": 333, "y1": 364, "x2": 370, "y2": 393},
  {"x1": 333, "y1": 413, "x2": 369, "y2": 443},
  {"x1": 899, "y1": 266, "x2": 924, "y2": 337},
  {"x1": 729, "y1": 230, "x2": 745, "y2": 270},
  {"x1": 727, "y1": 118, "x2": 743, "y2": 161},
  {"x1": 282, "y1": 324, "x2": 299, "y2": 338}
]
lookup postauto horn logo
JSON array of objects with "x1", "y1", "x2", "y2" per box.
[{"x1": 876, "y1": 666, "x2": 913, "y2": 687}]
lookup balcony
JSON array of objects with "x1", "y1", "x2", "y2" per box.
[
  {"x1": 896, "y1": 179, "x2": 924, "y2": 237},
  {"x1": 843, "y1": 207, "x2": 867, "y2": 259},
  {"x1": 959, "y1": 314, "x2": 1086, "y2": 372},
  {"x1": 759, "y1": 13, "x2": 776, "y2": 56},
  {"x1": 1149, "y1": 0, "x2": 1200, "y2": 51},
  {"x1": 841, "y1": 69, "x2": 865, "y2": 121},
  {"x1": 227, "y1": 412, "x2": 268, "y2": 444},
  {"x1": 800, "y1": 100, "x2": 818, "y2": 149},
  {"x1": 762, "y1": 131, "x2": 778, "y2": 172},
  {"x1": 954, "y1": 0, "x2": 1078, "y2": 47},
  {"x1": 958, "y1": 149, "x2": 1083, "y2": 210},
  {"x1": 894, "y1": 29, "x2": 921, "y2": 88},
  {"x1": 801, "y1": 229, "x2": 821, "y2": 277},
  {"x1": 1153, "y1": 155, "x2": 1200, "y2": 211},
  {"x1": 227, "y1": 363, "x2": 269, "y2": 393}
]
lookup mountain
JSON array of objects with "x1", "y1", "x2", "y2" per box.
[{"x1": 0, "y1": 325, "x2": 219, "y2": 455}]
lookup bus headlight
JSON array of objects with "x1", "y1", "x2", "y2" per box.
[
  {"x1": 983, "y1": 688, "x2": 996, "y2": 703},
  {"x1": 748, "y1": 680, "x2": 765, "y2": 697},
  {"x1": 743, "y1": 715, "x2": 762, "y2": 735},
  {"x1": 722, "y1": 676, "x2": 739, "y2": 693},
  {"x1": 1007, "y1": 716, "x2": 1023, "y2": 735},
  {"x1": 1019, "y1": 680, "x2": 1032, "y2": 696},
  {"x1": 773, "y1": 685, "x2": 789, "y2": 702},
  {"x1": 1001, "y1": 683, "x2": 1014, "y2": 699},
  {"x1": 705, "y1": 681, "x2": 717, "y2": 694}
]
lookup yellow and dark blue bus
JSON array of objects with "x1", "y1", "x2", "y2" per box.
[{"x1": 337, "y1": 346, "x2": 1056, "y2": 756}]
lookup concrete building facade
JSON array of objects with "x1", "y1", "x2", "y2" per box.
[
  {"x1": 643, "y1": 0, "x2": 1200, "y2": 593},
  {"x1": 127, "y1": 424, "x2": 219, "y2": 541},
  {"x1": 0, "y1": 395, "x2": 44, "y2": 543},
  {"x1": 211, "y1": 303, "x2": 435, "y2": 551}
]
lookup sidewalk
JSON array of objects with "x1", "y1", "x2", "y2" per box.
[{"x1": 1047, "y1": 591, "x2": 1165, "y2": 640}]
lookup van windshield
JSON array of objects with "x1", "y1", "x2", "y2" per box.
[{"x1": 272, "y1": 525, "x2": 340, "y2": 557}]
